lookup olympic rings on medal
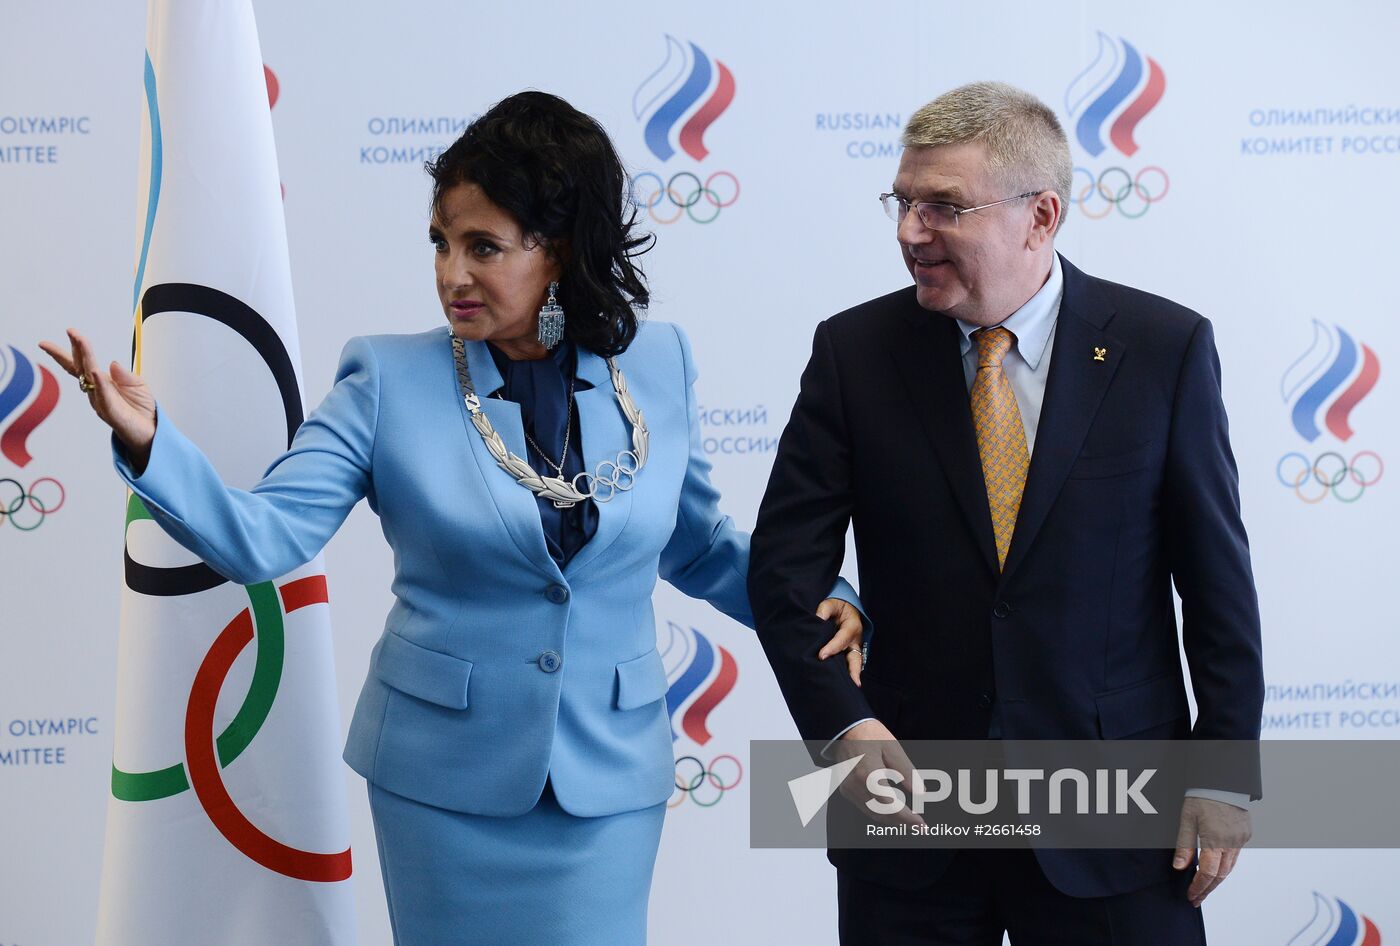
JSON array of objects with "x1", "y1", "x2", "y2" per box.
[
  {"x1": 670, "y1": 753, "x2": 744, "y2": 808},
  {"x1": 1276, "y1": 450, "x2": 1383, "y2": 503},
  {"x1": 1070, "y1": 165, "x2": 1169, "y2": 219},
  {"x1": 0, "y1": 476, "x2": 66, "y2": 531},
  {"x1": 570, "y1": 448, "x2": 641, "y2": 504},
  {"x1": 630, "y1": 171, "x2": 740, "y2": 225}
]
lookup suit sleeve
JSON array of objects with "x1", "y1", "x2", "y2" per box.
[
  {"x1": 657, "y1": 323, "x2": 755, "y2": 628},
  {"x1": 112, "y1": 336, "x2": 380, "y2": 585},
  {"x1": 1163, "y1": 318, "x2": 1265, "y2": 796},
  {"x1": 749, "y1": 319, "x2": 874, "y2": 742}
]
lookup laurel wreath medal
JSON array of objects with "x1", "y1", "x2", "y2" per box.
[{"x1": 451, "y1": 333, "x2": 649, "y2": 508}]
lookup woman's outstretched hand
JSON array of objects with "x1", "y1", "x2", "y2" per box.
[
  {"x1": 815, "y1": 597, "x2": 866, "y2": 686},
  {"x1": 39, "y1": 329, "x2": 156, "y2": 472}
]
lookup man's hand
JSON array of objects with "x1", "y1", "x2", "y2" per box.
[
  {"x1": 1173, "y1": 796, "x2": 1251, "y2": 907},
  {"x1": 830, "y1": 719, "x2": 924, "y2": 828}
]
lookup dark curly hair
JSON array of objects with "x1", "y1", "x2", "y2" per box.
[{"x1": 426, "y1": 91, "x2": 652, "y2": 357}]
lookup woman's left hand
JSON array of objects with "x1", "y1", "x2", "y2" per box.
[{"x1": 815, "y1": 598, "x2": 865, "y2": 686}]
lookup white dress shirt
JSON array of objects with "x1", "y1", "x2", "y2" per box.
[{"x1": 954, "y1": 252, "x2": 1063, "y2": 451}]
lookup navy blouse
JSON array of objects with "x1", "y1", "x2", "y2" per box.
[{"x1": 486, "y1": 339, "x2": 599, "y2": 567}]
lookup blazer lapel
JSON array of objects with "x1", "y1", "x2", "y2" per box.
[
  {"x1": 452, "y1": 337, "x2": 562, "y2": 578},
  {"x1": 563, "y1": 348, "x2": 635, "y2": 577},
  {"x1": 888, "y1": 294, "x2": 1000, "y2": 576},
  {"x1": 1000, "y1": 259, "x2": 1123, "y2": 581}
]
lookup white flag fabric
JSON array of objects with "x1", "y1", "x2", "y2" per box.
[{"x1": 95, "y1": 1, "x2": 356, "y2": 943}]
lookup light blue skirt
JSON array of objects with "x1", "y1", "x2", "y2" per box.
[{"x1": 369, "y1": 780, "x2": 666, "y2": 945}]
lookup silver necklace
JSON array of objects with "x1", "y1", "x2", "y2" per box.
[
  {"x1": 490, "y1": 373, "x2": 576, "y2": 477},
  {"x1": 451, "y1": 332, "x2": 649, "y2": 508}
]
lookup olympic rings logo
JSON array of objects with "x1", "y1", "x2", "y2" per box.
[
  {"x1": 573, "y1": 448, "x2": 641, "y2": 503},
  {"x1": 0, "y1": 477, "x2": 65, "y2": 531},
  {"x1": 670, "y1": 753, "x2": 743, "y2": 808},
  {"x1": 1276, "y1": 451, "x2": 1384, "y2": 503},
  {"x1": 1070, "y1": 165, "x2": 1169, "y2": 219},
  {"x1": 629, "y1": 171, "x2": 740, "y2": 225},
  {"x1": 111, "y1": 284, "x2": 348, "y2": 881},
  {"x1": 110, "y1": 574, "x2": 352, "y2": 882}
]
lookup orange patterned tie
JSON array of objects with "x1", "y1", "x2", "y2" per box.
[{"x1": 970, "y1": 327, "x2": 1029, "y2": 569}]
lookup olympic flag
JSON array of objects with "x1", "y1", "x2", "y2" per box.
[{"x1": 94, "y1": 1, "x2": 356, "y2": 943}]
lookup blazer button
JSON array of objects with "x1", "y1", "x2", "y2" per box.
[
  {"x1": 992, "y1": 601, "x2": 1011, "y2": 619},
  {"x1": 538, "y1": 651, "x2": 562, "y2": 673},
  {"x1": 977, "y1": 692, "x2": 993, "y2": 709},
  {"x1": 545, "y1": 584, "x2": 570, "y2": 605}
]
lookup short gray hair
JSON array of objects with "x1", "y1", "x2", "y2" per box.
[{"x1": 902, "y1": 82, "x2": 1072, "y2": 230}]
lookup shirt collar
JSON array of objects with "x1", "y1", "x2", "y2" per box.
[
  {"x1": 484, "y1": 337, "x2": 594, "y2": 396},
  {"x1": 955, "y1": 253, "x2": 1063, "y2": 370}
]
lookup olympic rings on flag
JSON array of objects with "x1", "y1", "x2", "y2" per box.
[
  {"x1": 670, "y1": 753, "x2": 744, "y2": 808},
  {"x1": 1070, "y1": 165, "x2": 1169, "y2": 219},
  {"x1": 0, "y1": 476, "x2": 65, "y2": 531},
  {"x1": 108, "y1": 575, "x2": 352, "y2": 882},
  {"x1": 630, "y1": 171, "x2": 740, "y2": 225},
  {"x1": 1276, "y1": 450, "x2": 1383, "y2": 503}
]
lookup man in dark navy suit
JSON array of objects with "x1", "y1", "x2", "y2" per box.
[{"x1": 750, "y1": 82, "x2": 1263, "y2": 945}]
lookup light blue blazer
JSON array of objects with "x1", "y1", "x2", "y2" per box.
[{"x1": 115, "y1": 321, "x2": 860, "y2": 819}]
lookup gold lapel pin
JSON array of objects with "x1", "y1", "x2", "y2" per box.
[{"x1": 1093, "y1": 347, "x2": 1107, "y2": 362}]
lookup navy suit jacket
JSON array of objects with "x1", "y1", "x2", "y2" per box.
[{"x1": 750, "y1": 256, "x2": 1264, "y2": 897}]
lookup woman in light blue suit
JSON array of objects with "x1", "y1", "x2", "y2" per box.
[{"x1": 44, "y1": 92, "x2": 866, "y2": 945}]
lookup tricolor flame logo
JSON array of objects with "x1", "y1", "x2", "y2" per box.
[
  {"x1": 633, "y1": 35, "x2": 736, "y2": 163},
  {"x1": 660, "y1": 621, "x2": 738, "y2": 745},
  {"x1": 1287, "y1": 893, "x2": 1382, "y2": 946},
  {"x1": 0, "y1": 345, "x2": 60, "y2": 468},
  {"x1": 1281, "y1": 321, "x2": 1381, "y2": 442},
  {"x1": 1065, "y1": 32, "x2": 1166, "y2": 158}
]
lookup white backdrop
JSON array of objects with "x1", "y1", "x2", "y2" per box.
[{"x1": 2, "y1": 2, "x2": 1397, "y2": 944}]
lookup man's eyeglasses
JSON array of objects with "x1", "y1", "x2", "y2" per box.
[{"x1": 879, "y1": 190, "x2": 1043, "y2": 230}]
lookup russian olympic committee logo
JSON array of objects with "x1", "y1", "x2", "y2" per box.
[
  {"x1": 630, "y1": 35, "x2": 738, "y2": 225},
  {"x1": 1063, "y1": 31, "x2": 1169, "y2": 219},
  {"x1": 1278, "y1": 321, "x2": 1382, "y2": 503},
  {"x1": 0, "y1": 344, "x2": 63, "y2": 532},
  {"x1": 661, "y1": 620, "x2": 742, "y2": 807},
  {"x1": 1286, "y1": 892, "x2": 1383, "y2": 946}
]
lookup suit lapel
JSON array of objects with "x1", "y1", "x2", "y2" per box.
[
  {"x1": 563, "y1": 348, "x2": 634, "y2": 577},
  {"x1": 1000, "y1": 258, "x2": 1123, "y2": 581},
  {"x1": 887, "y1": 294, "x2": 1000, "y2": 576},
  {"x1": 452, "y1": 337, "x2": 562, "y2": 578}
]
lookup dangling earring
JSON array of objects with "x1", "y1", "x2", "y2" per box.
[{"x1": 537, "y1": 281, "x2": 565, "y2": 350}]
